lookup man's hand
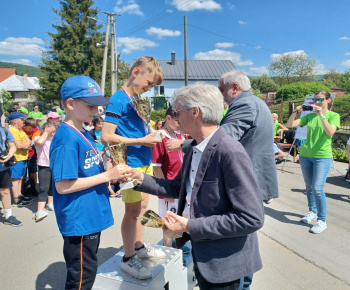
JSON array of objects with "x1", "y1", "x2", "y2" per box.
[
  {"x1": 141, "y1": 132, "x2": 162, "y2": 147},
  {"x1": 105, "y1": 164, "x2": 132, "y2": 182},
  {"x1": 0, "y1": 154, "x2": 11, "y2": 163},
  {"x1": 130, "y1": 168, "x2": 144, "y2": 184},
  {"x1": 165, "y1": 139, "x2": 184, "y2": 151},
  {"x1": 163, "y1": 211, "x2": 188, "y2": 235}
]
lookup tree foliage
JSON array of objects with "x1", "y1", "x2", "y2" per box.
[
  {"x1": 250, "y1": 74, "x2": 279, "y2": 92},
  {"x1": 1, "y1": 89, "x2": 13, "y2": 111},
  {"x1": 336, "y1": 69, "x2": 350, "y2": 93},
  {"x1": 276, "y1": 82, "x2": 329, "y2": 101},
  {"x1": 268, "y1": 53, "x2": 317, "y2": 85}
]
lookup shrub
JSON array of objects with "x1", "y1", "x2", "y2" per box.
[
  {"x1": 151, "y1": 110, "x2": 166, "y2": 121},
  {"x1": 276, "y1": 82, "x2": 329, "y2": 101}
]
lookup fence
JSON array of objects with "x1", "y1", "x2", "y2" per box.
[{"x1": 150, "y1": 96, "x2": 172, "y2": 111}]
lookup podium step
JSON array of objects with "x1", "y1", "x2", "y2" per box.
[{"x1": 93, "y1": 242, "x2": 196, "y2": 290}]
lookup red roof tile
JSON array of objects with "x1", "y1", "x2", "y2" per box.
[{"x1": 0, "y1": 68, "x2": 17, "y2": 83}]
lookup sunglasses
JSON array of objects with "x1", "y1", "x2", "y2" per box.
[{"x1": 312, "y1": 98, "x2": 325, "y2": 103}]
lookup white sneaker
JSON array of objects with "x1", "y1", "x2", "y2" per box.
[
  {"x1": 136, "y1": 244, "x2": 166, "y2": 260},
  {"x1": 300, "y1": 211, "x2": 317, "y2": 224},
  {"x1": 45, "y1": 204, "x2": 54, "y2": 211},
  {"x1": 309, "y1": 220, "x2": 327, "y2": 234},
  {"x1": 34, "y1": 211, "x2": 48, "y2": 222},
  {"x1": 120, "y1": 255, "x2": 152, "y2": 279}
]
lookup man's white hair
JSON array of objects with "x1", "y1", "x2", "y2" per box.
[
  {"x1": 272, "y1": 113, "x2": 278, "y2": 117},
  {"x1": 219, "y1": 70, "x2": 251, "y2": 91},
  {"x1": 173, "y1": 83, "x2": 223, "y2": 124}
]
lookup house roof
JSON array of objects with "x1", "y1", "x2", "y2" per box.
[
  {"x1": 157, "y1": 59, "x2": 236, "y2": 80},
  {"x1": 0, "y1": 68, "x2": 16, "y2": 83},
  {"x1": 0, "y1": 75, "x2": 41, "y2": 92}
]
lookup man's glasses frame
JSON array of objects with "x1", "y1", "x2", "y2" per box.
[{"x1": 172, "y1": 109, "x2": 187, "y2": 117}]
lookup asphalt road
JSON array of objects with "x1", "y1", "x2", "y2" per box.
[{"x1": 1, "y1": 157, "x2": 350, "y2": 289}]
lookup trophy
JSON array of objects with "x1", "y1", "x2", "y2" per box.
[
  {"x1": 134, "y1": 96, "x2": 162, "y2": 140},
  {"x1": 138, "y1": 209, "x2": 182, "y2": 238},
  {"x1": 107, "y1": 142, "x2": 138, "y2": 190}
]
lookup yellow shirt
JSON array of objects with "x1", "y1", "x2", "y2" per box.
[{"x1": 9, "y1": 127, "x2": 29, "y2": 161}]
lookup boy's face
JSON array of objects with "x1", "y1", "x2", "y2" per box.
[
  {"x1": 70, "y1": 99, "x2": 98, "y2": 123},
  {"x1": 13, "y1": 118, "x2": 24, "y2": 127},
  {"x1": 167, "y1": 116, "x2": 180, "y2": 132},
  {"x1": 95, "y1": 121, "x2": 103, "y2": 131},
  {"x1": 23, "y1": 125, "x2": 34, "y2": 132},
  {"x1": 131, "y1": 68, "x2": 156, "y2": 95}
]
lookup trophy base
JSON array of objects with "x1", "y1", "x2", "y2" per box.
[{"x1": 119, "y1": 179, "x2": 138, "y2": 190}]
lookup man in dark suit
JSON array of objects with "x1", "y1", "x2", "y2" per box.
[{"x1": 131, "y1": 84, "x2": 264, "y2": 289}]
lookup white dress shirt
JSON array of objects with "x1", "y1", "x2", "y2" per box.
[{"x1": 182, "y1": 128, "x2": 218, "y2": 220}]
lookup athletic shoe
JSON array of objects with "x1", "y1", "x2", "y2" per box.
[
  {"x1": 181, "y1": 245, "x2": 190, "y2": 255},
  {"x1": 13, "y1": 199, "x2": 32, "y2": 207},
  {"x1": 300, "y1": 211, "x2": 317, "y2": 224},
  {"x1": 45, "y1": 204, "x2": 54, "y2": 211},
  {"x1": 34, "y1": 211, "x2": 48, "y2": 222},
  {"x1": 120, "y1": 255, "x2": 152, "y2": 279},
  {"x1": 4, "y1": 216, "x2": 23, "y2": 227},
  {"x1": 20, "y1": 195, "x2": 33, "y2": 202},
  {"x1": 264, "y1": 198, "x2": 274, "y2": 204},
  {"x1": 135, "y1": 244, "x2": 166, "y2": 260},
  {"x1": 309, "y1": 220, "x2": 327, "y2": 234},
  {"x1": 345, "y1": 170, "x2": 350, "y2": 182}
]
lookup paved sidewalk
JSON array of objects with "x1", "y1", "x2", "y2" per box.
[{"x1": 1, "y1": 158, "x2": 349, "y2": 289}]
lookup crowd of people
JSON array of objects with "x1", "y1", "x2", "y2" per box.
[{"x1": 0, "y1": 55, "x2": 346, "y2": 290}]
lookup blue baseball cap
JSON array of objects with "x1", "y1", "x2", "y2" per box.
[
  {"x1": 60, "y1": 75, "x2": 112, "y2": 106},
  {"x1": 8, "y1": 112, "x2": 27, "y2": 121}
]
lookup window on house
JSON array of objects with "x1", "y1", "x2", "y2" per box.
[{"x1": 154, "y1": 86, "x2": 165, "y2": 96}]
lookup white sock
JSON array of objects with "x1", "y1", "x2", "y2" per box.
[{"x1": 4, "y1": 208, "x2": 12, "y2": 219}]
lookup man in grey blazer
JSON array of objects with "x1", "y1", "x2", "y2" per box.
[{"x1": 131, "y1": 84, "x2": 264, "y2": 289}]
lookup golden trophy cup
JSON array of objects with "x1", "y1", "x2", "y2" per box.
[
  {"x1": 138, "y1": 209, "x2": 182, "y2": 238},
  {"x1": 107, "y1": 142, "x2": 138, "y2": 190},
  {"x1": 134, "y1": 96, "x2": 163, "y2": 140}
]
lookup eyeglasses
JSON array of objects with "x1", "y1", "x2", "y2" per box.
[
  {"x1": 312, "y1": 98, "x2": 325, "y2": 103},
  {"x1": 172, "y1": 109, "x2": 187, "y2": 117}
]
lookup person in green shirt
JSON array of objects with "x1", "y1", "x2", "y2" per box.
[
  {"x1": 28, "y1": 105, "x2": 44, "y2": 126},
  {"x1": 286, "y1": 90, "x2": 339, "y2": 234},
  {"x1": 18, "y1": 102, "x2": 28, "y2": 116},
  {"x1": 272, "y1": 113, "x2": 288, "y2": 136}
]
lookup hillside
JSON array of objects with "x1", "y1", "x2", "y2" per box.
[{"x1": 0, "y1": 61, "x2": 42, "y2": 77}]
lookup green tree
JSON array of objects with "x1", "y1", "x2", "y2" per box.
[
  {"x1": 0, "y1": 89, "x2": 12, "y2": 111},
  {"x1": 250, "y1": 74, "x2": 279, "y2": 92},
  {"x1": 38, "y1": 0, "x2": 107, "y2": 101},
  {"x1": 337, "y1": 69, "x2": 350, "y2": 93},
  {"x1": 268, "y1": 52, "x2": 317, "y2": 85},
  {"x1": 276, "y1": 82, "x2": 329, "y2": 101}
]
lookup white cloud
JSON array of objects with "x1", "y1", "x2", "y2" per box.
[
  {"x1": 146, "y1": 27, "x2": 181, "y2": 39},
  {"x1": 238, "y1": 20, "x2": 248, "y2": 25},
  {"x1": 0, "y1": 58, "x2": 36, "y2": 66},
  {"x1": 172, "y1": 0, "x2": 221, "y2": 12},
  {"x1": 194, "y1": 49, "x2": 253, "y2": 66},
  {"x1": 345, "y1": 52, "x2": 350, "y2": 55},
  {"x1": 339, "y1": 36, "x2": 350, "y2": 40},
  {"x1": 314, "y1": 63, "x2": 328, "y2": 75},
  {"x1": 114, "y1": 1, "x2": 144, "y2": 16},
  {"x1": 250, "y1": 66, "x2": 268, "y2": 75},
  {"x1": 255, "y1": 46, "x2": 262, "y2": 49},
  {"x1": 117, "y1": 37, "x2": 157, "y2": 53},
  {"x1": 0, "y1": 37, "x2": 44, "y2": 57},
  {"x1": 341, "y1": 59, "x2": 350, "y2": 67},
  {"x1": 271, "y1": 50, "x2": 307, "y2": 59},
  {"x1": 215, "y1": 42, "x2": 234, "y2": 49},
  {"x1": 226, "y1": 3, "x2": 234, "y2": 9}
]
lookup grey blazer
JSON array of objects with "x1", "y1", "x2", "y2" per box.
[
  {"x1": 137, "y1": 128, "x2": 264, "y2": 284},
  {"x1": 220, "y1": 90, "x2": 279, "y2": 200}
]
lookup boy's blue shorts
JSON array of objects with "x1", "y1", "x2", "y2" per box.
[{"x1": 10, "y1": 160, "x2": 28, "y2": 178}]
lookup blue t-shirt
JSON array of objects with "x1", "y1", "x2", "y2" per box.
[
  {"x1": 50, "y1": 124, "x2": 114, "y2": 236},
  {"x1": 0, "y1": 127, "x2": 15, "y2": 172},
  {"x1": 105, "y1": 89, "x2": 152, "y2": 168},
  {"x1": 94, "y1": 130, "x2": 104, "y2": 152}
]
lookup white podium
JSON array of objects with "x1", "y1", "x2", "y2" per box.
[{"x1": 92, "y1": 242, "x2": 196, "y2": 290}]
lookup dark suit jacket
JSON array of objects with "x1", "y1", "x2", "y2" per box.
[
  {"x1": 220, "y1": 90, "x2": 279, "y2": 200},
  {"x1": 137, "y1": 128, "x2": 264, "y2": 284}
]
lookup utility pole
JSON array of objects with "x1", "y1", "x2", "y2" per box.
[
  {"x1": 110, "y1": 14, "x2": 116, "y2": 94},
  {"x1": 184, "y1": 15, "x2": 188, "y2": 86},
  {"x1": 100, "y1": 14, "x2": 110, "y2": 95}
]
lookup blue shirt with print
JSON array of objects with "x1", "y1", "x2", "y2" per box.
[
  {"x1": 50, "y1": 124, "x2": 114, "y2": 236},
  {"x1": 0, "y1": 127, "x2": 15, "y2": 172},
  {"x1": 105, "y1": 89, "x2": 151, "y2": 168}
]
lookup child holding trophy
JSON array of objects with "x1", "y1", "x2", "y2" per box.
[
  {"x1": 50, "y1": 75, "x2": 132, "y2": 289},
  {"x1": 101, "y1": 56, "x2": 165, "y2": 279}
]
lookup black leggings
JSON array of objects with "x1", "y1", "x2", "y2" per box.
[{"x1": 38, "y1": 166, "x2": 53, "y2": 202}]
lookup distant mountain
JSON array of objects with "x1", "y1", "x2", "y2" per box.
[{"x1": 0, "y1": 61, "x2": 43, "y2": 77}]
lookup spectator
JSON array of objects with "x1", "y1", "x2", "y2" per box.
[
  {"x1": 18, "y1": 102, "x2": 28, "y2": 116},
  {"x1": 272, "y1": 113, "x2": 288, "y2": 136},
  {"x1": 33, "y1": 121, "x2": 59, "y2": 222},
  {"x1": 13, "y1": 103, "x2": 19, "y2": 110},
  {"x1": 90, "y1": 116, "x2": 104, "y2": 153},
  {"x1": 155, "y1": 119, "x2": 164, "y2": 130},
  {"x1": 8, "y1": 112, "x2": 32, "y2": 207},
  {"x1": 47, "y1": 111, "x2": 61, "y2": 124},
  {"x1": 286, "y1": 90, "x2": 340, "y2": 234},
  {"x1": 274, "y1": 142, "x2": 285, "y2": 164},
  {"x1": 0, "y1": 126, "x2": 22, "y2": 226},
  {"x1": 29, "y1": 105, "x2": 44, "y2": 126}
]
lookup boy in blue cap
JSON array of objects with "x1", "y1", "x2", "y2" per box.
[{"x1": 50, "y1": 75, "x2": 133, "y2": 289}]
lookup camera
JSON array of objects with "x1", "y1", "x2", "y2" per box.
[{"x1": 302, "y1": 105, "x2": 313, "y2": 111}]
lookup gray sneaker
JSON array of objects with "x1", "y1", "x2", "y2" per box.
[
  {"x1": 33, "y1": 211, "x2": 48, "y2": 222},
  {"x1": 136, "y1": 244, "x2": 166, "y2": 260},
  {"x1": 120, "y1": 255, "x2": 152, "y2": 279},
  {"x1": 300, "y1": 211, "x2": 317, "y2": 224},
  {"x1": 45, "y1": 204, "x2": 54, "y2": 211}
]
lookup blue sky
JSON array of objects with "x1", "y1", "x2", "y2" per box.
[{"x1": 1, "y1": 0, "x2": 350, "y2": 76}]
